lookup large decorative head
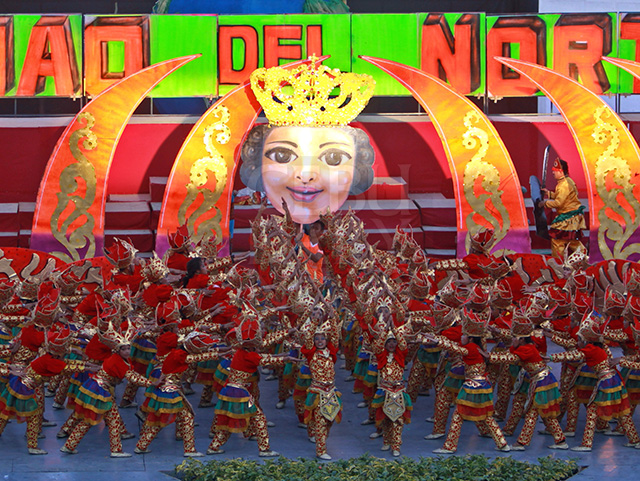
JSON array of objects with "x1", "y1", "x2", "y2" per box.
[{"x1": 241, "y1": 58, "x2": 376, "y2": 225}]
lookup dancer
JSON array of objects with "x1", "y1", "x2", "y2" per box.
[
  {"x1": 300, "y1": 304, "x2": 342, "y2": 460},
  {"x1": 424, "y1": 309, "x2": 510, "y2": 454},
  {"x1": 549, "y1": 311, "x2": 640, "y2": 451},
  {"x1": 0, "y1": 329, "x2": 91, "y2": 454},
  {"x1": 135, "y1": 332, "x2": 229, "y2": 457},
  {"x1": 368, "y1": 299, "x2": 412, "y2": 457},
  {"x1": 61, "y1": 321, "x2": 153, "y2": 457},
  {"x1": 207, "y1": 310, "x2": 295, "y2": 457},
  {"x1": 489, "y1": 310, "x2": 567, "y2": 450}
]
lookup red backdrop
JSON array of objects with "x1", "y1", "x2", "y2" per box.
[{"x1": 0, "y1": 116, "x2": 589, "y2": 203}]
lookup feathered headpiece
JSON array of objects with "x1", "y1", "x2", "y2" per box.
[
  {"x1": 577, "y1": 310, "x2": 604, "y2": 343},
  {"x1": 469, "y1": 228, "x2": 494, "y2": 254},
  {"x1": 104, "y1": 238, "x2": 138, "y2": 270},
  {"x1": 32, "y1": 280, "x2": 61, "y2": 327},
  {"x1": 141, "y1": 252, "x2": 170, "y2": 283},
  {"x1": 461, "y1": 307, "x2": 489, "y2": 338},
  {"x1": 510, "y1": 309, "x2": 534, "y2": 338},
  {"x1": 235, "y1": 306, "x2": 261, "y2": 344},
  {"x1": 156, "y1": 300, "x2": 181, "y2": 326},
  {"x1": 183, "y1": 331, "x2": 216, "y2": 354},
  {"x1": 490, "y1": 278, "x2": 513, "y2": 309},
  {"x1": 98, "y1": 319, "x2": 136, "y2": 351},
  {"x1": 409, "y1": 271, "x2": 433, "y2": 300},
  {"x1": 169, "y1": 223, "x2": 191, "y2": 250},
  {"x1": 625, "y1": 269, "x2": 640, "y2": 296},
  {"x1": 604, "y1": 286, "x2": 625, "y2": 317},
  {"x1": 563, "y1": 246, "x2": 588, "y2": 272},
  {"x1": 0, "y1": 276, "x2": 16, "y2": 307},
  {"x1": 466, "y1": 283, "x2": 490, "y2": 309},
  {"x1": 45, "y1": 327, "x2": 73, "y2": 357}
]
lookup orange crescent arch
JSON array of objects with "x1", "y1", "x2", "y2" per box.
[
  {"x1": 496, "y1": 57, "x2": 640, "y2": 262},
  {"x1": 31, "y1": 55, "x2": 198, "y2": 262},
  {"x1": 156, "y1": 56, "x2": 329, "y2": 255},
  {"x1": 360, "y1": 56, "x2": 530, "y2": 256},
  {"x1": 603, "y1": 57, "x2": 640, "y2": 83}
]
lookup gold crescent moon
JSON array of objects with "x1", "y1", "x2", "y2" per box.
[
  {"x1": 496, "y1": 57, "x2": 640, "y2": 261},
  {"x1": 31, "y1": 56, "x2": 198, "y2": 262},
  {"x1": 361, "y1": 55, "x2": 530, "y2": 255}
]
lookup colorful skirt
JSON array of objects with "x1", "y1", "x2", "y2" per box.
[
  {"x1": 303, "y1": 389, "x2": 343, "y2": 425},
  {"x1": 196, "y1": 359, "x2": 220, "y2": 386},
  {"x1": 74, "y1": 378, "x2": 115, "y2": 425},
  {"x1": 456, "y1": 379, "x2": 494, "y2": 421},
  {"x1": 213, "y1": 358, "x2": 231, "y2": 393},
  {"x1": 443, "y1": 364, "x2": 466, "y2": 394},
  {"x1": 0, "y1": 375, "x2": 38, "y2": 422},
  {"x1": 214, "y1": 384, "x2": 256, "y2": 433},
  {"x1": 416, "y1": 345, "x2": 440, "y2": 370},
  {"x1": 620, "y1": 367, "x2": 640, "y2": 405},
  {"x1": 574, "y1": 365, "x2": 598, "y2": 404},
  {"x1": 66, "y1": 371, "x2": 91, "y2": 409},
  {"x1": 144, "y1": 364, "x2": 163, "y2": 396},
  {"x1": 142, "y1": 387, "x2": 185, "y2": 427},
  {"x1": 353, "y1": 349, "x2": 370, "y2": 379},
  {"x1": 293, "y1": 365, "x2": 312, "y2": 401},
  {"x1": 130, "y1": 338, "x2": 157, "y2": 375},
  {"x1": 371, "y1": 388, "x2": 412, "y2": 425},
  {"x1": 282, "y1": 361, "x2": 298, "y2": 392},
  {"x1": 591, "y1": 373, "x2": 631, "y2": 420},
  {"x1": 352, "y1": 355, "x2": 369, "y2": 393},
  {"x1": 529, "y1": 372, "x2": 562, "y2": 418},
  {"x1": 362, "y1": 363, "x2": 378, "y2": 399}
]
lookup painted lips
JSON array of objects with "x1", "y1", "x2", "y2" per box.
[{"x1": 287, "y1": 186, "x2": 323, "y2": 203}]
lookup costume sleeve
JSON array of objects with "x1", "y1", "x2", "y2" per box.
[
  {"x1": 62, "y1": 360, "x2": 88, "y2": 374},
  {"x1": 545, "y1": 181, "x2": 570, "y2": 209},
  {"x1": 620, "y1": 357, "x2": 640, "y2": 370},
  {"x1": 262, "y1": 329, "x2": 289, "y2": 348},
  {"x1": 436, "y1": 336, "x2": 468, "y2": 356},
  {"x1": 186, "y1": 349, "x2": 224, "y2": 364},
  {"x1": 489, "y1": 351, "x2": 519, "y2": 364},
  {"x1": 490, "y1": 327, "x2": 512, "y2": 343},
  {"x1": 207, "y1": 257, "x2": 232, "y2": 273},
  {"x1": 603, "y1": 328, "x2": 628, "y2": 343},
  {"x1": 259, "y1": 354, "x2": 288, "y2": 368},
  {"x1": 328, "y1": 317, "x2": 340, "y2": 348},
  {"x1": 406, "y1": 312, "x2": 434, "y2": 332},
  {"x1": 550, "y1": 349, "x2": 584, "y2": 363},
  {"x1": 370, "y1": 333, "x2": 385, "y2": 355},
  {"x1": 550, "y1": 334, "x2": 577, "y2": 349},
  {"x1": 395, "y1": 328, "x2": 408, "y2": 352},
  {"x1": 125, "y1": 370, "x2": 153, "y2": 388}
]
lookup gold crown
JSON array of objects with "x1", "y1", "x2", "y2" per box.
[{"x1": 250, "y1": 56, "x2": 375, "y2": 127}]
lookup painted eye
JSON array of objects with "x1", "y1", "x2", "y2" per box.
[
  {"x1": 264, "y1": 147, "x2": 297, "y2": 164},
  {"x1": 319, "y1": 149, "x2": 352, "y2": 166}
]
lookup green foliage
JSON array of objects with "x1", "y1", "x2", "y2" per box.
[{"x1": 175, "y1": 454, "x2": 579, "y2": 481}]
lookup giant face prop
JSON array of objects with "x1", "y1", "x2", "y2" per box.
[{"x1": 240, "y1": 58, "x2": 376, "y2": 225}]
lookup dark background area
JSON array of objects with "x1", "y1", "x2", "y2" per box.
[{"x1": 1, "y1": 0, "x2": 538, "y2": 14}]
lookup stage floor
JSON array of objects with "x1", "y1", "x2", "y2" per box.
[{"x1": 0, "y1": 346, "x2": 632, "y2": 480}]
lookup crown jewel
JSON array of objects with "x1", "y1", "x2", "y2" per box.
[{"x1": 250, "y1": 56, "x2": 375, "y2": 127}]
